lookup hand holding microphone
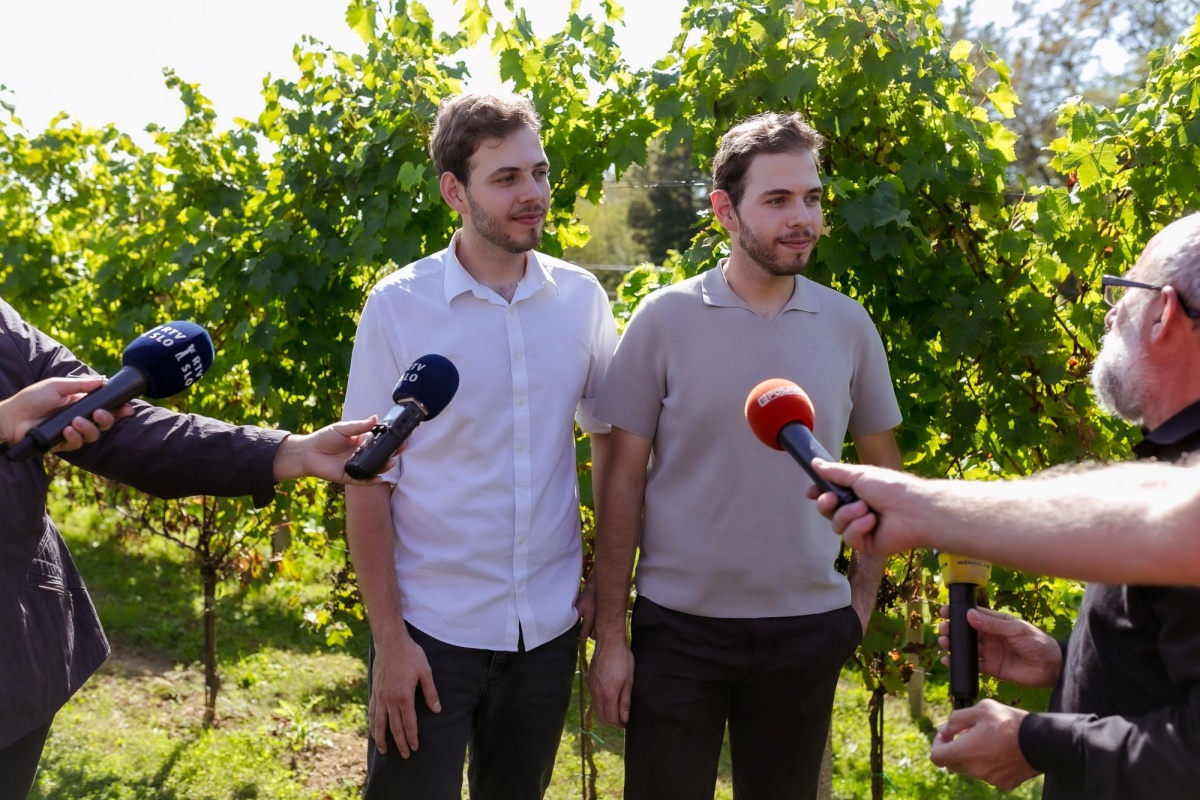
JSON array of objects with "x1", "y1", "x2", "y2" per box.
[
  {"x1": 5, "y1": 321, "x2": 215, "y2": 461},
  {"x1": 0, "y1": 376, "x2": 133, "y2": 455},
  {"x1": 744, "y1": 378, "x2": 859, "y2": 506},
  {"x1": 344, "y1": 354, "x2": 460, "y2": 481}
]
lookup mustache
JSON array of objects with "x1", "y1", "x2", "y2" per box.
[
  {"x1": 777, "y1": 232, "x2": 815, "y2": 243},
  {"x1": 511, "y1": 206, "x2": 547, "y2": 217}
]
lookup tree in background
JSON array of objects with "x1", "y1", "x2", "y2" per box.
[
  {"x1": 0, "y1": 0, "x2": 648, "y2": 724},
  {"x1": 624, "y1": 140, "x2": 709, "y2": 265},
  {"x1": 5, "y1": 0, "x2": 1200, "y2": 795},
  {"x1": 945, "y1": 0, "x2": 1200, "y2": 185}
]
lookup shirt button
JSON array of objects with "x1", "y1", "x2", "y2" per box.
[
  {"x1": 513, "y1": 352, "x2": 522, "y2": 361},
  {"x1": 518, "y1": 537, "x2": 527, "y2": 545},
  {"x1": 518, "y1": 444, "x2": 526, "y2": 452},
  {"x1": 520, "y1": 490, "x2": 527, "y2": 499},
  {"x1": 517, "y1": 398, "x2": 526, "y2": 407}
]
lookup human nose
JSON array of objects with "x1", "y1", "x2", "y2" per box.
[
  {"x1": 517, "y1": 174, "x2": 544, "y2": 203},
  {"x1": 789, "y1": 204, "x2": 815, "y2": 229}
]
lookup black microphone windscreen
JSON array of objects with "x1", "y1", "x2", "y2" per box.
[
  {"x1": 121, "y1": 321, "x2": 215, "y2": 398},
  {"x1": 393, "y1": 354, "x2": 459, "y2": 419}
]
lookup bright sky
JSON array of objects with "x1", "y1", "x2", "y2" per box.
[
  {"x1": 1, "y1": 0, "x2": 1126, "y2": 145},
  {"x1": 0, "y1": 0, "x2": 685, "y2": 141}
]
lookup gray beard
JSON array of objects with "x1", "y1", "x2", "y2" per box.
[{"x1": 1091, "y1": 328, "x2": 1148, "y2": 425}]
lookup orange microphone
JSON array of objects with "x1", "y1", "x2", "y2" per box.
[{"x1": 744, "y1": 378, "x2": 859, "y2": 507}]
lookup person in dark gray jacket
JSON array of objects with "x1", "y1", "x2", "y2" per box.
[{"x1": 0, "y1": 298, "x2": 381, "y2": 799}]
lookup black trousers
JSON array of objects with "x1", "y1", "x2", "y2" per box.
[
  {"x1": 0, "y1": 718, "x2": 52, "y2": 800},
  {"x1": 624, "y1": 597, "x2": 863, "y2": 800},
  {"x1": 364, "y1": 623, "x2": 578, "y2": 800}
]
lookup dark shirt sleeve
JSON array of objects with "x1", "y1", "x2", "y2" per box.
[
  {"x1": 5, "y1": 300, "x2": 285, "y2": 506},
  {"x1": 62, "y1": 402, "x2": 286, "y2": 508},
  {"x1": 1019, "y1": 590, "x2": 1200, "y2": 798}
]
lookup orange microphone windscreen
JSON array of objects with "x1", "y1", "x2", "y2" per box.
[{"x1": 744, "y1": 379, "x2": 816, "y2": 451}]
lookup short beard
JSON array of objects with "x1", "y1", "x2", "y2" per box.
[
  {"x1": 1091, "y1": 327, "x2": 1149, "y2": 425},
  {"x1": 465, "y1": 192, "x2": 543, "y2": 254},
  {"x1": 736, "y1": 214, "x2": 812, "y2": 277}
]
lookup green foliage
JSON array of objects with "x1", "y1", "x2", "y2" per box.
[{"x1": 9, "y1": 0, "x2": 1200, "y2": 793}]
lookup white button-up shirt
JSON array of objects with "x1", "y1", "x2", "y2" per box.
[{"x1": 343, "y1": 235, "x2": 616, "y2": 650}]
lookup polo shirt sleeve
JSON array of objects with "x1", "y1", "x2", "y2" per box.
[
  {"x1": 593, "y1": 293, "x2": 667, "y2": 440},
  {"x1": 575, "y1": 279, "x2": 618, "y2": 435},
  {"x1": 343, "y1": 290, "x2": 404, "y2": 485},
  {"x1": 847, "y1": 305, "x2": 903, "y2": 436}
]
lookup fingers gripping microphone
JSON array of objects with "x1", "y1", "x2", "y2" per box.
[
  {"x1": 744, "y1": 379, "x2": 858, "y2": 507},
  {"x1": 937, "y1": 552, "x2": 992, "y2": 710},
  {"x1": 344, "y1": 354, "x2": 459, "y2": 481},
  {"x1": 6, "y1": 321, "x2": 215, "y2": 461}
]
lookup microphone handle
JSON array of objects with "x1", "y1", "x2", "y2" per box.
[
  {"x1": 777, "y1": 422, "x2": 859, "y2": 507},
  {"x1": 949, "y1": 581, "x2": 979, "y2": 710},
  {"x1": 344, "y1": 401, "x2": 426, "y2": 481},
  {"x1": 5, "y1": 366, "x2": 147, "y2": 462}
]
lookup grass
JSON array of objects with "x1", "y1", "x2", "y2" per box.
[{"x1": 31, "y1": 498, "x2": 1039, "y2": 799}]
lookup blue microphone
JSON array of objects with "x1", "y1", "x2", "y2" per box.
[
  {"x1": 344, "y1": 354, "x2": 460, "y2": 480},
  {"x1": 5, "y1": 321, "x2": 215, "y2": 461}
]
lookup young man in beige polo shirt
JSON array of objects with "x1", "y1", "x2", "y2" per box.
[{"x1": 588, "y1": 111, "x2": 903, "y2": 799}]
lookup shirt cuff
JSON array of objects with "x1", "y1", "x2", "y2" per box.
[
  {"x1": 1018, "y1": 712, "x2": 1087, "y2": 781},
  {"x1": 575, "y1": 398, "x2": 611, "y2": 435},
  {"x1": 251, "y1": 428, "x2": 290, "y2": 508}
]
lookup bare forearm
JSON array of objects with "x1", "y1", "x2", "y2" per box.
[
  {"x1": 848, "y1": 429, "x2": 901, "y2": 607},
  {"x1": 346, "y1": 484, "x2": 409, "y2": 640},
  {"x1": 914, "y1": 462, "x2": 1200, "y2": 585},
  {"x1": 592, "y1": 428, "x2": 653, "y2": 644},
  {"x1": 593, "y1": 474, "x2": 644, "y2": 645},
  {"x1": 847, "y1": 548, "x2": 886, "y2": 608}
]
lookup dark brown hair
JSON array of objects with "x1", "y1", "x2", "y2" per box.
[
  {"x1": 429, "y1": 93, "x2": 542, "y2": 185},
  {"x1": 712, "y1": 112, "x2": 825, "y2": 208}
]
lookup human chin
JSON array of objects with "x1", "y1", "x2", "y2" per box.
[
  {"x1": 511, "y1": 221, "x2": 543, "y2": 252},
  {"x1": 739, "y1": 228, "x2": 807, "y2": 276},
  {"x1": 1091, "y1": 330, "x2": 1146, "y2": 424}
]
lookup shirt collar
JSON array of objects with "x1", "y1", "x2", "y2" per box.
[
  {"x1": 1133, "y1": 397, "x2": 1200, "y2": 460},
  {"x1": 443, "y1": 231, "x2": 558, "y2": 305},
  {"x1": 699, "y1": 259, "x2": 821, "y2": 314}
]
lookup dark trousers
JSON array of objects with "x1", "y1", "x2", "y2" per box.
[
  {"x1": 624, "y1": 597, "x2": 863, "y2": 800},
  {"x1": 364, "y1": 623, "x2": 578, "y2": 800},
  {"x1": 0, "y1": 718, "x2": 52, "y2": 800}
]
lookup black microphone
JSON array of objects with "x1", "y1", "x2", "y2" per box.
[
  {"x1": 6, "y1": 321, "x2": 215, "y2": 461},
  {"x1": 937, "y1": 552, "x2": 992, "y2": 709},
  {"x1": 744, "y1": 378, "x2": 859, "y2": 506},
  {"x1": 344, "y1": 354, "x2": 460, "y2": 480}
]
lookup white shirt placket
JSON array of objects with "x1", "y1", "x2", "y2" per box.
[{"x1": 506, "y1": 301, "x2": 536, "y2": 644}]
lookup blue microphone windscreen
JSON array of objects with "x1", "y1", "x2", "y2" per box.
[
  {"x1": 393, "y1": 354, "x2": 460, "y2": 419},
  {"x1": 121, "y1": 321, "x2": 216, "y2": 399}
]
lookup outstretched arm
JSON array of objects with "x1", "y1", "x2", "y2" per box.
[
  {"x1": 272, "y1": 417, "x2": 389, "y2": 485},
  {"x1": 810, "y1": 459, "x2": 1200, "y2": 586}
]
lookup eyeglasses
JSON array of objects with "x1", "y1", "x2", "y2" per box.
[{"x1": 1101, "y1": 275, "x2": 1200, "y2": 319}]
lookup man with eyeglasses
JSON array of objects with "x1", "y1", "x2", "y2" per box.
[{"x1": 807, "y1": 212, "x2": 1200, "y2": 798}]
